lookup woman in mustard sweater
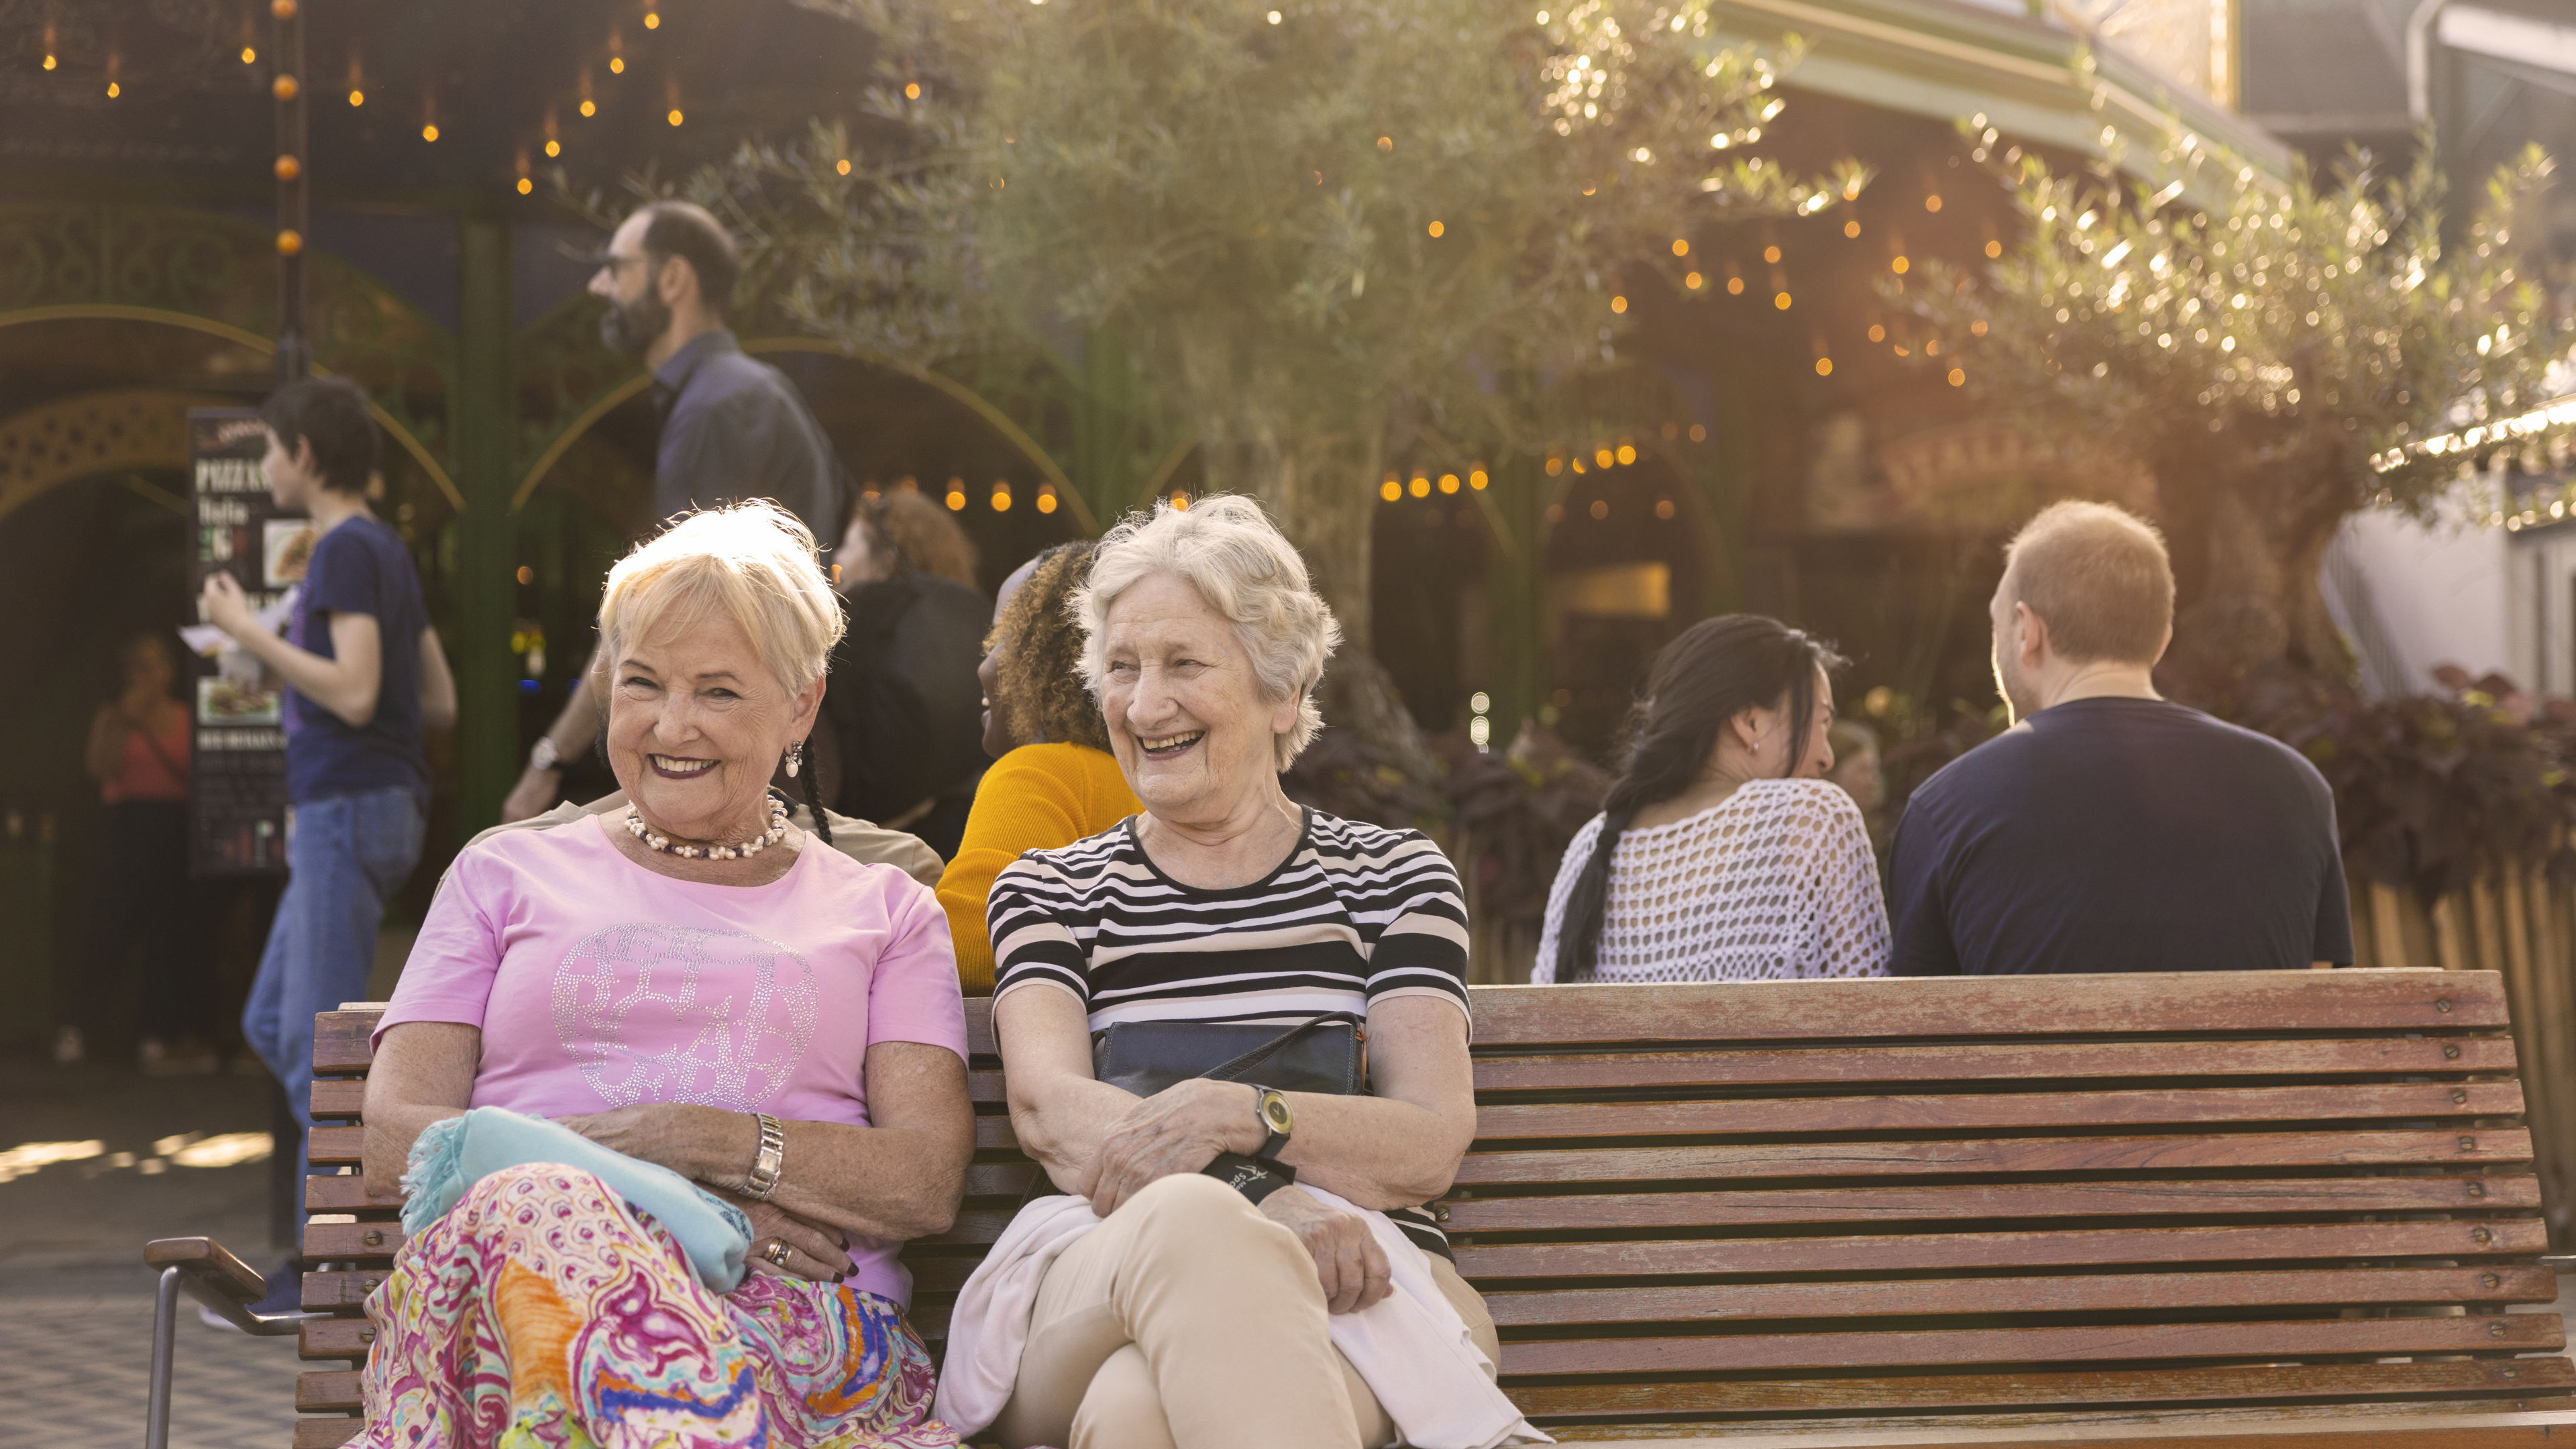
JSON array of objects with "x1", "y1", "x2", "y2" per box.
[{"x1": 937, "y1": 542, "x2": 1140, "y2": 993}]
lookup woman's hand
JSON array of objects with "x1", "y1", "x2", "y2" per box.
[
  {"x1": 1260, "y1": 1186, "x2": 1391, "y2": 1314},
  {"x1": 201, "y1": 572, "x2": 258, "y2": 641},
  {"x1": 706, "y1": 1185, "x2": 852, "y2": 1283},
  {"x1": 1085, "y1": 1077, "x2": 1261, "y2": 1216}
]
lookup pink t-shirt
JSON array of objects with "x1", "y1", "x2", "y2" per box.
[{"x1": 376, "y1": 812, "x2": 968, "y2": 1305}]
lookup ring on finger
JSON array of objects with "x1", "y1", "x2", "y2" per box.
[{"x1": 762, "y1": 1239, "x2": 792, "y2": 1269}]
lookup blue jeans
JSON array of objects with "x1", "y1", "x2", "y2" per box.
[{"x1": 242, "y1": 787, "x2": 423, "y2": 1193}]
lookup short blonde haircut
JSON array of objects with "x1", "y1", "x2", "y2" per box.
[
  {"x1": 1074, "y1": 494, "x2": 1341, "y2": 771},
  {"x1": 2003, "y1": 500, "x2": 2174, "y2": 665},
  {"x1": 596, "y1": 500, "x2": 845, "y2": 694}
]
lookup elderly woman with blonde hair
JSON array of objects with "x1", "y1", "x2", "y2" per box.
[
  {"x1": 360, "y1": 502, "x2": 972, "y2": 1449},
  {"x1": 942, "y1": 496, "x2": 1533, "y2": 1449}
]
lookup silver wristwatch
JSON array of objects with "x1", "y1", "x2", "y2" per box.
[{"x1": 528, "y1": 735, "x2": 561, "y2": 772}]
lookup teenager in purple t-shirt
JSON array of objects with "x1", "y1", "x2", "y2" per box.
[{"x1": 201, "y1": 376, "x2": 457, "y2": 1309}]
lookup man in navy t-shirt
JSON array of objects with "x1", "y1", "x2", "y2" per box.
[
  {"x1": 201, "y1": 376, "x2": 456, "y2": 1309},
  {"x1": 1886, "y1": 500, "x2": 2351, "y2": 976}
]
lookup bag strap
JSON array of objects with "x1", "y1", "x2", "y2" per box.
[{"x1": 1199, "y1": 1012, "x2": 1364, "y2": 1083}]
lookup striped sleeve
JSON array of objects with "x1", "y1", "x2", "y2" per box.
[
  {"x1": 987, "y1": 855, "x2": 1091, "y2": 1009},
  {"x1": 1346, "y1": 826, "x2": 1472, "y2": 1018}
]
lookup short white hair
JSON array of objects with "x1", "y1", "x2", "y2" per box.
[
  {"x1": 595, "y1": 500, "x2": 844, "y2": 695},
  {"x1": 1074, "y1": 494, "x2": 1340, "y2": 771}
]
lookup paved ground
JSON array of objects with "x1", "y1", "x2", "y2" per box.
[{"x1": 0, "y1": 1050, "x2": 307, "y2": 1449}]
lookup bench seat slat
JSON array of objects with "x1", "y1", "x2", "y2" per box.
[
  {"x1": 1503, "y1": 1311, "x2": 2566, "y2": 1377},
  {"x1": 310, "y1": 1125, "x2": 366, "y2": 1167},
  {"x1": 311, "y1": 1079, "x2": 367, "y2": 1121},
  {"x1": 1503, "y1": 1358, "x2": 2574, "y2": 1419},
  {"x1": 297, "y1": 1369, "x2": 363, "y2": 1412},
  {"x1": 1473, "y1": 1037, "x2": 2522, "y2": 1092},
  {"x1": 1442, "y1": 1177, "x2": 2532, "y2": 1233},
  {"x1": 305, "y1": 1220, "x2": 406, "y2": 1262},
  {"x1": 1470, "y1": 1083, "x2": 2527, "y2": 1140},
  {"x1": 1466, "y1": 975, "x2": 2508, "y2": 1044},
  {"x1": 306, "y1": 1173, "x2": 405, "y2": 1214},
  {"x1": 1454, "y1": 1220, "x2": 2549, "y2": 1281},
  {"x1": 1453, "y1": 1130, "x2": 2536, "y2": 1187},
  {"x1": 1482, "y1": 1267, "x2": 2562, "y2": 1328},
  {"x1": 313, "y1": 1012, "x2": 380, "y2": 1073},
  {"x1": 301, "y1": 1318, "x2": 378, "y2": 1360},
  {"x1": 293, "y1": 1419, "x2": 364, "y2": 1449},
  {"x1": 303, "y1": 1269, "x2": 390, "y2": 1311}
]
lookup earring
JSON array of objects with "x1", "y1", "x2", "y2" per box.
[{"x1": 784, "y1": 741, "x2": 803, "y2": 778}]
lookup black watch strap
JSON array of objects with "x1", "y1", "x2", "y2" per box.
[{"x1": 1203, "y1": 1151, "x2": 1295, "y2": 1205}]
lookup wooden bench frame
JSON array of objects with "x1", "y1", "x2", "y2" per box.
[{"x1": 146, "y1": 969, "x2": 2576, "y2": 1446}]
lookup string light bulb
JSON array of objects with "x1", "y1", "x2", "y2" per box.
[
  {"x1": 1409, "y1": 475, "x2": 1431, "y2": 498},
  {"x1": 241, "y1": 46, "x2": 258, "y2": 64},
  {"x1": 1611, "y1": 295, "x2": 1627, "y2": 313},
  {"x1": 1469, "y1": 466, "x2": 1489, "y2": 490},
  {"x1": 545, "y1": 138, "x2": 561, "y2": 157},
  {"x1": 348, "y1": 88, "x2": 364, "y2": 105},
  {"x1": 1036, "y1": 486, "x2": 1059, "y2": 514},
  {"x1": 667, "y1": 107, "x2": 682, "y2": 125},
  {"x1": 1380, "y1": 477, "x2": 1402, "y2": 502},
  {"x1": 580, "y1": 98, "x2": 596, "y2": 116},
  {"x1": 1428, "y1": 220, "x2": 1444, "y2": 237},
  {"x1": 421, "y1": 123, "x2": 439, "y2": 142},
  {"x1": 1439, "y1": 473, "x2": 1460, "y2": 494},
  {"x1": 1671, "y1": 238, "x2": 1689, "y2": 256},
  {"x1": 643, "y1": 9, "x2": 660, "y2": 27},
  {"x1": 272, "y1": 74, "x2": 297, "y2": 101},
  {"x1": 904, "y1": 81, "x2": 920, "y2": 99},
  {"x1": 609, "y1": 56, "x2": 625, "y2": 73}
]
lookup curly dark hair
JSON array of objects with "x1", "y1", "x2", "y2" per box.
[{"x1": 991, "y1": 541, "x2": 1110, "y2": 754}]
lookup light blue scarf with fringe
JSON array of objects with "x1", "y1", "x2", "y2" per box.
[{"x1": 400, "y1": 1107, "x2": 754, "y2": 1292}]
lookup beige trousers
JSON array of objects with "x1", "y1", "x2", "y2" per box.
[{"x1": 991, "y1": 1173, "x2": 1499, "y2": 1449}]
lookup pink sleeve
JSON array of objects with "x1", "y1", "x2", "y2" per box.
[
  {"x1": 373, "y1": 848, "x2": 508, "y2": 1048},
  {"x1": 867, "y1": 872, "x2": 969, "y2": 1062}
]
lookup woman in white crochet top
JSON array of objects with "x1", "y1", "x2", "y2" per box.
[{"x1": 1534, "y1": 615, "x2": 1890, "y2": 983}]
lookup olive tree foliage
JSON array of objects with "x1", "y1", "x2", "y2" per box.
[
  {"x1": 695, "y1": 0, "x2": 1859, "y2": 745},
  {"x1": 1909, "y1": 126, "x2": 2564, "y2": 694}
]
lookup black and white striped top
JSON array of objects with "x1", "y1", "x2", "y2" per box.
[{"x1": 988, "y1": 807, "x2": 1472, "y2": 1256}]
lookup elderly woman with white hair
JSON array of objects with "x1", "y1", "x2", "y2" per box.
[
  {"x1": 949, "y1": 496, "x2": 1521, "y2": 1449},
  {"x1": 359, "y1": 502, "x2": 972, "y2": 1449}
]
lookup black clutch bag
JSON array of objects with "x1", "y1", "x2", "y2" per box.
[{"x1": 1089, "y1": 1012, "x2": 1367, "y2": 1098}]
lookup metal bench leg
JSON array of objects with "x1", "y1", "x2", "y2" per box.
[{"x1": 145, "y1": 1265, "x2": 180, "y2": 1449}]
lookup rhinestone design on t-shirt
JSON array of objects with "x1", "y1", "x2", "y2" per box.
[{"x1": 551, "y1": 923, "x2": 820, "y2": 1109}]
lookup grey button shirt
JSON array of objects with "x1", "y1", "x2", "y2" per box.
[{"x1": 650, "y1": 329, "x2": 845, "y2": 545}]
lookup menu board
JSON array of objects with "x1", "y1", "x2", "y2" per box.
[{"x1": 189, "y1": 409, "x2": 293, "y2": 875}]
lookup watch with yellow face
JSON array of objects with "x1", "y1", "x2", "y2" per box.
[{"x1": 1251, "y1": 1085, "x2": 1294, "y2": 1162}]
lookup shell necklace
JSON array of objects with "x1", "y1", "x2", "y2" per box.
[{"x1": 624, "y1": 795, "x2": 790, "y2": 861}]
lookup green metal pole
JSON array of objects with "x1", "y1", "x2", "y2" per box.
[{"x1": 455, "y1": 213, "x2": 517, "y2": 831}]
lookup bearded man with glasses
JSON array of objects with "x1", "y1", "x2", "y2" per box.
[{"x1": 504, "y1": 201, "x2": 853, "y2": 821}]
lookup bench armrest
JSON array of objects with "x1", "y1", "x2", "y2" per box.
[{"x1": 144, "y1": 1236, "x2": 305, "y2": 1336}]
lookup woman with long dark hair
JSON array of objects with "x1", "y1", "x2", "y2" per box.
[{"x1": 1533, "y1": 615, "x2": 1889, "y2": 983}]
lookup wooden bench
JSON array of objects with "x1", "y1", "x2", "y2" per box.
[{"x1": 165, "y1": 969, "x2": 2576, "y2": 1446}]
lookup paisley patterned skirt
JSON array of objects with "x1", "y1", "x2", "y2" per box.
[{"x1": 354, "y1": 1163, "x2": 957, "y2": 1449}]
